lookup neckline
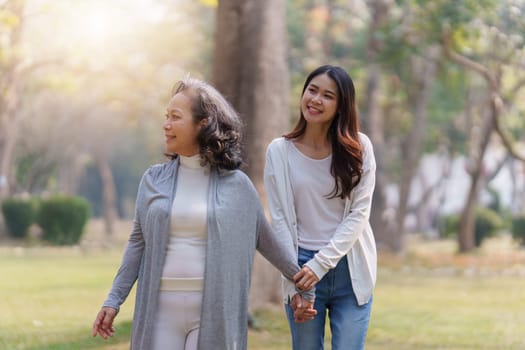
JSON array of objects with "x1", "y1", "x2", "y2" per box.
[
  {"x1": 179, "y1": 154, "x2": 207, "y2": 169},
  {"x1": 289, "y1": 140, "x2": 332, "y2": 161}
]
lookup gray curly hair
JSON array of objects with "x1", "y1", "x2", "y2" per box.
[{"x1": 169, "y1": 77, "x2": 244, "y2": 170}]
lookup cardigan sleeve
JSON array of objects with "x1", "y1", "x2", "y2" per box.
[
  {"x1": 256, "y1": 207, "x2": 315, "y2": 302},
  {"x1": 305, "y1": 134, "x2": 376, "y2": 280},
  {"x1": 263, "y1": 141, "x2": 300, "y2": 302},
  {"x1": 102, "y1": 170, "x2": 148, "y2": 312},
  {"x1": 264, "y1": 141, "x2": 294, "y2": 241}
]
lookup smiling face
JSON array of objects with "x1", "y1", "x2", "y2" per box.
[
  {"x1": 300, "y1": 73, "x2": 339, "y2": 127},
  {"x1": 163, "y1": 92, "x2": 202, "y2": 157}
]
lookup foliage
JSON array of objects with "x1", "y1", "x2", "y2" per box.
[
  {"x1": 37, "y1": 196, "x2": 90, "y2": 245},
  {"x1": 474, "y1": 207, "x2": 504, "y2": 247},
  {"x1": 77, "y1": 126, "x2": 160, "y2": 218},
  {"x1": 486, "y1": 186, "x2": 502, "y2": 214},
  {"x1": 406, "y1": 0, "x2": 499, "y2": 44},
  {"x1": 199, "y1": 0, "x2": 217, "y2": 7},
  {"x1": 438, "y1": 213, "x2": 460, "y2": 238},
  {"x1": 1, "y1": 0, "x2": 216, "y2": 203},
  {"x1": 15, "y1": 152, "x2": 58, "y2": 193},
  {"x1": 1, "y1": 198, "x2": 38, "y2": 238},
  {"x1": 438, "y1": 206, "x2": 504, "y2": 246},
  {"x1": 425, "y1": 64, "x2": 469, "y2": 155},
  {"x1": 0, "y1": 0, "x2": 523, "y2": 255},
  {"x1": 511, "y1": 216, "x2": 525, "y2": 246},
  {"x1": 77, "y1": 165, "x2": 104, "y2": 217}
]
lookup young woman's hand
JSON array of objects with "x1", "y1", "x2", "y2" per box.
[
  {"x1": 92, "y1": 307, "x2": 118, "y2": 339},
  {"x1": 294, "y1": 265, "x2": 319, "y2": 291}
]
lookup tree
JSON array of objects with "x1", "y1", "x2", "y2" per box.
[
  {"x1": 0, "y1": 0, "x2": 27, "y2": 199},
  {"x1": 213, "y1": 0, "x2": 289, "y2": 193},
  {"x1": 440, "y1": 0, "x2": 525, "y2": 251},
  {"x1": 213, "y1": 0, "x2": 289, "y2": 305},
  {"x1": 362, "y1": 0, "x2": 392, "y2": 251}
]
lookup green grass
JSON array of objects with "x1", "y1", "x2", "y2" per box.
[
  {"x1": 248, "y1": 270, "x2": 525, "y2": 350},
  {"x1": 0, "y1": 247, "x2": 135, "y2": 350},
  {"x1": 1, "y1": 226, "x2": 525, "y2": 349}
]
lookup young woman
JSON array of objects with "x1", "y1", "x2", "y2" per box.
[
  {"x1": 264, "y1": 65, "x2": 377, "y2": 350},
  {"x1": 92, "y1": 77, "x2": 315, "y2": 350}
]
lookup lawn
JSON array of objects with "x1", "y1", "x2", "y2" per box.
[{"x1": 1, "y1": 221, "x2": 524, "y2": 349}]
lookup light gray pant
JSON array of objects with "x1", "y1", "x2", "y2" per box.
[{"x1": 152, "y1": 290, "x2": 202, "y2": 350}]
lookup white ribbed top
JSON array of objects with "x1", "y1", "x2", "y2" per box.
[{"x1": 160, "y1": 154, "x2": 210, "y2": 291}]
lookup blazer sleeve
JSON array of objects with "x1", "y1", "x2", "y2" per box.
[
  {"x1": 102, "y1": 171, "x2": 147, "y2": 312},
  {"x1": 305, "y1": 135, "x2": 376, "y2": 280}
]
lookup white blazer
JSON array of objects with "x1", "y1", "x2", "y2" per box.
[{"x1": 264, "y1": 132, "x2": 377, "y2": 305}]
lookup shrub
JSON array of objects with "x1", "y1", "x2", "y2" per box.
[
  {"x1": 1, "y1": 198, "x2": 38, "y2": 238},
  {"x1": 511, "y1": 216, "x2": 525, "y2": 246},
  {"x1": 438, "y1": 208, "x2": 503, "y2": 247},
  {"x1": 474, "y1": 207, "x2": 503, "y2": 247},
  {"x1": 438, "y1": 214, "x2": 460, "y2": 238},
  {"x1": 37, "y1": 196, "x2": 90, "y2": 245}
]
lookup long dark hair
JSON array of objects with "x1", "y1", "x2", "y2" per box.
[
  {"x1": 285, "y1": 65, "x2": 363, "y2": 199},
  {"x1": 169, "y1": 77, "x2": 243, "y2": 171}
]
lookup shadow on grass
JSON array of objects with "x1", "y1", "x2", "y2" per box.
[{"x1": 25, "y1": 321, "x2": 132, "y2": 350}]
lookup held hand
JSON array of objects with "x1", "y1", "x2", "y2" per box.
[
  {"x1": 294, "y1": 265, "x2": 319, "y2": 291},
  {"x1": 92, "y1": 307, "x2": 118, "y2": 339},
  {"x1": 291, "y1": 294, "x2": 317, "y2": 323}
]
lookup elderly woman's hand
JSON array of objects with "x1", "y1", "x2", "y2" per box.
[
  {"x1": 290, "y1": 294, "x2": 317, "y2": 322},
  {"x1": 92, "y1": 307, "x2": 118, "y2": 339}
]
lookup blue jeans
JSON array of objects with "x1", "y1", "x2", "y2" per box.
[{"x1": 286, "y1": 247, "x2": 372, "y2": 350}]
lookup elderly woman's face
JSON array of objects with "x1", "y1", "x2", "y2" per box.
[{"x1": 164, "y1": 92, "x2": 201, "y2": 157}]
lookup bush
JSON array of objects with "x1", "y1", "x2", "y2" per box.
[
  {"x1": 474, "y1": 207, "x2": 503, "y2": 247},
  {"x1": 438, "y1": 214, "x2": 460, "y2": 238},
  {"x1": 438, "y1": 208, "x2": 503, "y2": 247},
  {"x1": 1, "y1": 198, "x2": 38, "y2": 238},
  {"x1": 37, "y1": 196, "x2": 90, "y2": 245},
  {"x1": 511, "y1": 216, "x2": 525, "y2": 246}
]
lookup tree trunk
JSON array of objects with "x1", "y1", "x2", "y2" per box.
[
  {"x1": 57, "y1": 156, "x2": 87, "y2": 196},
  {"x1": 214, "y1": 0, "x2": 288, "y2": 193},
  {"x1": 458, "y1": 95, "x2": 497, "y2": 252},
  {"x1": 0, "y1": 122, "x2": 18, "y2": 199},
  {"x1": 214, "y1": 0, "x2": 289, "y2": 307},
  {"x1": 440, "y1": 32, "x2": 517, "y2": 252},
  {"x1": 95, "y1": 155, "x2": 118, "y2": 236},
  {"x1": 363, "y1": 0, "x2": 391, "y2": 251},
  {"x1": 394, "y1": 47, "x2": 439, "y2": 253},
  {"x1": 0, "y1": 1, "x2": 25, "y2": 200}
]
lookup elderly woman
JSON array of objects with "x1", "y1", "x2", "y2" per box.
[{"x1": 92, "y1": 77, "x2": 315, "y2": 350}]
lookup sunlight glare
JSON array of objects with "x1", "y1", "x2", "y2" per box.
[
  {"x1": 86, "y1": 12, "x2": 112, "y2": 44},
  {"x1": 74, "y1": 7, "x2": 119, "y2": 47}
]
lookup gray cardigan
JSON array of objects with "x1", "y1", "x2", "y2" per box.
[{"x1": 102, "y1": 159, "x2": 312, "y2": 350}]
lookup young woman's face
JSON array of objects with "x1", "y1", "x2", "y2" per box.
[
  {"x1": 301, "y1": 73, "x2": 339, "y2": 127},
  {"x1": 163, "y1": 92, "x2": 202, "y2": 157}
]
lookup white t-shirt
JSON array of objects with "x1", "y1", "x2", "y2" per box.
[{"x1": 288, "y1": 142, "x2": 345, "y2": 251}]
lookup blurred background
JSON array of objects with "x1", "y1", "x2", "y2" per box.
[{"x1": 1, "y1": 0, "x2": 524, "y2": 349}]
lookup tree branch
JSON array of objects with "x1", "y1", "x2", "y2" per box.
[
  {"x1": 493, "y1": 106, "x2": 525, "y2": 162},
  {"x1": 441, "y1": 31, "x2": 498, "y2": 91},
  {"x1": 510, "y1": 77, "x2": 525, "y2": 98},
  {"x1": 442, "y1": 31, "x2": 525, "y2": 163}
]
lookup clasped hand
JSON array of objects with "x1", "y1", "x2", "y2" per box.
[{"x1": 290, "y1": 265, "x2": 320, "y2": 322}]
